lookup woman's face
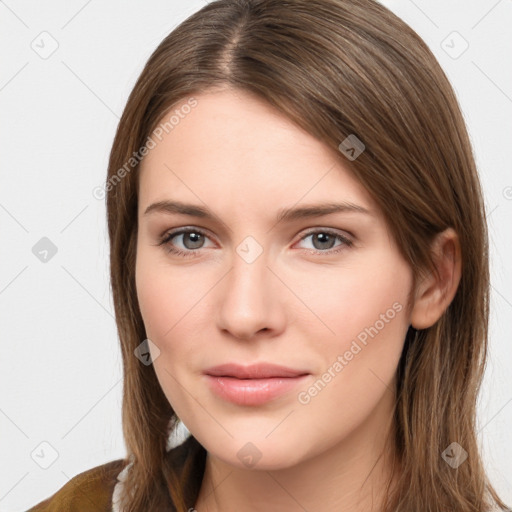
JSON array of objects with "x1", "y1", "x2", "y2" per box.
[{"x1": 136, "y1": 89, "x2": 413, "y2": 470}]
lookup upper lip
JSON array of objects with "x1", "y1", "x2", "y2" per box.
[{"x1": 204, "y1": 363, "x2": 309, "y2": 379}]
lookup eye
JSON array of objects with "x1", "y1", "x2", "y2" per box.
[
  {"x1": 157, "y1": 227, "x2": 215, "y2": 258},
  {"x1": 156, "y1": 227, "x2": 353, "y2": 258},
  {"x1": 295, "y1": 229, "x2": 353, "y2": 255}
]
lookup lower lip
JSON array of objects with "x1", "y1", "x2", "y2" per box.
[{"x1": 204, "y1": 374, "x2": 309, "y2": 406}]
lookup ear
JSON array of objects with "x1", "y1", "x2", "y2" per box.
[{"x1": 410, "y1": 227, "x2": 462, "y2": 330}]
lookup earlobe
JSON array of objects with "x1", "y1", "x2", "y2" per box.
[{"x1": 410, "y1": 228, "x2": 462, "y2": 330}]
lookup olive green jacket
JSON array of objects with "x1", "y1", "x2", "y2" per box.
[
  {"x1": 27, "y1": 435, "x2": 206, "y2": 511},
  {"x1": 27, "y1": 458, "x2": 126, "y2": 511}
]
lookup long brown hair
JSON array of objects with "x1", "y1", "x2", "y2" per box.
[{"x1": 105, "y1": 0, "x2": 510, "y2": 510}]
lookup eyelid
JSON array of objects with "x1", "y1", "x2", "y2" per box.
[
  {"x1": 293, "y1": 227, "x2": 353, "y2": 252},
  {"x1": 158, "y1": 226, "x2": 216, "y2": 247},
  {"x1": 158, "y1": 225, "x2": 353, "y2": 244},
  {"x1": 296, "y1": 226, "x2": 353, "y2": 242},
  {"x1": 157, "y1": 225, "x2": 354, "y2": 259}
]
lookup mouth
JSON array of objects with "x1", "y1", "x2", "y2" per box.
[
  {"x1": 204, "y1": 362, "x2": 309, "y2": 379},
  {"x1": 204, "y1": 363, "x2": 310, "y2": 406}
]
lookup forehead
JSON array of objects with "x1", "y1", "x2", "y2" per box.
[{"x1": 138, "y1": 89, "x2": 376, "y2": 218}]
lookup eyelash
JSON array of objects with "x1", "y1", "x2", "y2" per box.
[{"x1": 156, "y1": 227, "x2": 353, "y2": 258}]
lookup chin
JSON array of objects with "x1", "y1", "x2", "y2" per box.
[{"x1": 207, "y1": 436, "x2": 308, "y2": 471}]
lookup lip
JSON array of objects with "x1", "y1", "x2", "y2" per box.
[
  {"x1": 204, "y1": 362, "x2": 309, "y2": 379},
  {"x1": 204, "y1": 363, "x2": 310, "y2": 406}
]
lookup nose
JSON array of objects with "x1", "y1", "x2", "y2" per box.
[{"x1": 215, "y1": 250, "x2": 286, "y2": 341}]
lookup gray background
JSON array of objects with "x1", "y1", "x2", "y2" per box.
[{"x1": 1, "y1": 1, "x2": 511, "y2": 510}]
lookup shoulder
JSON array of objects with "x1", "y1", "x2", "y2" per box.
[{"x1": 27, "y1": 458, "x2": 127, "y2": 512}]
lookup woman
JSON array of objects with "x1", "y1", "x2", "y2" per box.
[{"x1": 28, "y1": 0, "x2": 511, "y2": 510}]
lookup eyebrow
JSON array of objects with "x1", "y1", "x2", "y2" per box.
[{"x1": 143, "y1": 200, "x2": 373, "y2": 223}]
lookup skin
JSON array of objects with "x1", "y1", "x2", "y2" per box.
[{"x1": 135, "y1": 89, "x2": 461, "y2": 512}]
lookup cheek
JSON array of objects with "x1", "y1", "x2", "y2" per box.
[
  {"x1": 135, "y1": 248, "x2": 205, "y2": 339},
  {"x1": 135, "y1": 252, "x2": 201, "y2": 406},
  {"x1": 134, "y1": 250, "x2": 216, "y2": 403},
  {"x1": 299, "y1": 255, "x2": 410, "y2": 340},
  {"x1": 304, "y1": 252, "x2": 411, "y2": 367},
  {"x1": 135, "y1": 262, "x2": 169, "y2": 338},
  {"x1": 312, "y1": 264, "x2": 410, "y2": 403}
]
